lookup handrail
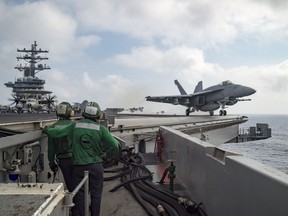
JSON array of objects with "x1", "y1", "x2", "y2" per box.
[{"x1": 64, "y1": 171, "x2": 89, "y2": 216}]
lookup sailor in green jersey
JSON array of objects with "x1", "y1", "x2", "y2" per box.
[
  {"x1": 43, "y1": 101, "x2": 120, "y2": 216},
  {"x1": 46, "y1": 102, "x2": 75, "y2": 192}
]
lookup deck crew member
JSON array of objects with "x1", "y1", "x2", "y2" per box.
[
  {"x1": 46, "y1": 101, "x2": 75, "y2": 192},
  {"x1": 44, "y1": 101, "x2": 120, "y2": 216}
]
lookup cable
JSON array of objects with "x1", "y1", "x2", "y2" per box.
[
  {"x1": 104, "y1": 148, "x2": 208, "y2": 216},
  {"x1": 104, "y1": 168, "x2": 132, "y2": 181}
]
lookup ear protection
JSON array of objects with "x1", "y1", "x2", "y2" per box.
[
  {"x1": 99, "y1": 111, "x2": 104, "y2": 120},
  {"x1": 56, "y1": 103, "x2": 74, "y2": 117},
  {"x1": 69, "y1": 108, "x2": 75, "y2": 117}
]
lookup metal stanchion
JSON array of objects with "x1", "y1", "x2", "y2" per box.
[{"x1": 63, "y1": 171, "x2": 89, "y2": 215}]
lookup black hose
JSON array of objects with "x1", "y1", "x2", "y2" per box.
[
  {"x1": 144, "y1": 181, "x2": 208, "y2": 216},
  {"x1": 109, "y1": 175, "x2": 152, "y2": 192},
  {"x1": 105, "y1": 149, "x2": 208, "y2": 216},
  {"x1": 135, "y1": 183, "x2": 179, "y2": 216},
  {"x1": 122, "y1": 170, "x2": 157, "y2": 216},
  {"x1": 197, "y1": 206, "x2": 209, "y2": 216},
  {"x1": 143, "y1": 180, "x2": 179, "y2": 200},
  {"x1": 104, "y1": 168, "x2": 132, "y2": 181},
  {"x1": 134, "y1": 181, "x2": 190, "y2": 216},
  {"x1": 136, "y1": 187, "x2": 176, "y2": 216},
  {"x1": 104, "y1": 166, "x2": 129, "y2": 173},
  {"x1": 121, "y1": 165, "x2": 175, "y2": 216},
  {"x1": 128, "y1": 164, "x2": 189, "y2": 216}
]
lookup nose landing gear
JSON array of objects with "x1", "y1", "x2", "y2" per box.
[
  {"x1": 219, "y1": 110, "x2": 227, "y2": 116},
  {"x1": 186, "y1": 108, "x2": 190, "y2": 116}
]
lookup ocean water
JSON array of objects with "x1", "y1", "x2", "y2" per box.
[{"x1": 220, "y1": 114, "x2": 288, "y2": 175}]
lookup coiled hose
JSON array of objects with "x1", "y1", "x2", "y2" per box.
[{"x1": 104, "y1": 148, "x2": 208, "y2": 216}]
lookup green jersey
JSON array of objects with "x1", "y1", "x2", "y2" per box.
[
  {"x1": 43, "y1": 118, "x2": 119, "y2": 165},
  {"x1": 47, "y1": 120, "x2": 72, "y2": 166}
]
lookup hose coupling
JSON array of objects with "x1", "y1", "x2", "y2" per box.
[
  {"x1": 157, "y1": 204, "x2": 165, "y2": 214},
  {"x1": 178, "y1": 197, "x2": 200, "y2": 213}
]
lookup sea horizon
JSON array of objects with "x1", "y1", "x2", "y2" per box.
[{"x1": 220, "y1": 114, "x2": 288, "y2": 175}]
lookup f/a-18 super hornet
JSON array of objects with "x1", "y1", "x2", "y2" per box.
[{"x1": 146, "y1": 80, "x2": 256, "y2": 116}]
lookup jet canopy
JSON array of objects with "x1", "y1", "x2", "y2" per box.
[{"x1": 219, "y1": 80, "x2": 233, "y2": 86}]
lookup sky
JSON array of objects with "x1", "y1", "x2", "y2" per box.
[{"x1": 1, "y1": 0, "x2": 288, "y2": 115}]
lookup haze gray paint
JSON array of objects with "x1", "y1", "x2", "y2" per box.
[{"x1": 161, "y1": 126, "x2": 288, "y2": 216}]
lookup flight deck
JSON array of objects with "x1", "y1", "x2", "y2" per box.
[{"x1": 1, "y1": 113, "x2": 284, "y2": 216}]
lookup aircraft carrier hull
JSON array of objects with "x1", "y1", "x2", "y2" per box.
[{"x1": 159, "y1": 126, "x2": 288, "y2": 216}]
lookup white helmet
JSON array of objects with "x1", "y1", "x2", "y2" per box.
[
  {"x1": 83, "y1": 101, "x2": 101, "y2": 118},
  {"x1": 56, "y1": 102, "x2": 74, "y2": 117}
]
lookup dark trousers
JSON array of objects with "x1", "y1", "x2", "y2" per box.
[
  {"x1": 58, "y1": 157, "x2": 75, "y2": 192},
  {"x1": 72, "y1": 163, "x2": 104, "y2": 216}
]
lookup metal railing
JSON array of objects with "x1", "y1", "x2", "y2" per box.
[{"x1": 64, "y1": 171, "x2": 89, "y2": 216}]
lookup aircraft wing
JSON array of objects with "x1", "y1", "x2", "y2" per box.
[
  {"x1": 146, "y1": 88, "x2": 223, "y2": 105},
  {"x1": 189, "y1": 88, "x2": 224, "y2": 96},
  {"x1": 146, "y1": 95, "x2": 191, "y2": 104}
]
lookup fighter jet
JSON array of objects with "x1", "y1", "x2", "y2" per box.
[{"x1": 146, "y1": 80, "x2": 256, "y2": 116}]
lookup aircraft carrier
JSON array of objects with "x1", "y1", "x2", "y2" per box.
[
  {"x1": 0, "y1": 41, "x2": 284, "y2": 216},
  {"x1": 0, "y1": 112, "x2": 287, "y2": 216}
]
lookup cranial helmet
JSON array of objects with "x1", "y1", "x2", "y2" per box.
[
  {"x1": 83, "y1": 101, "x2": 101, "y2": 118},
  {"x1": 56, "y1": 102, "x2": 74, "y2": 117}
]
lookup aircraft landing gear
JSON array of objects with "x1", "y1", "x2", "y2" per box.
[
  {"x1": 219, "y1": 110, "x2": 227, "y2": 116},
  {"x1": 209, "y1": 111, "x2": 214, "y2": 116},
  {"x1": 186, "y1": 108, "x2": 190, "y2": 116}
]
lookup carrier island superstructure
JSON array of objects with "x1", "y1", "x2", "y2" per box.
[
  {"x1": 0, "y1": 113, "x2": 287, "y2": 216},
  {"x1": 4, "y1": 41, "x2": 56, "y2": 113}
]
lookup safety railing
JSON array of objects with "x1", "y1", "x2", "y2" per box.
[{"x1": 63, "y1": 171, "x2": 89, "y2": 216}]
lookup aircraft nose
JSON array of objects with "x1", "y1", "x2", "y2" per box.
[{"x1": 245, "y1": 87, "x2": 256, "y2": 96}]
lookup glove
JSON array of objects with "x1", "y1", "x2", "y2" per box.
[
  {"x1": 100, "y1": 152, "x2": 107, "y2": 160},
  {"x1": 41, "y1": 126, "x2": 48, "y2": 133},
  {"x1": 50, "y1": 163, "x2": 58, "y2": 173}
]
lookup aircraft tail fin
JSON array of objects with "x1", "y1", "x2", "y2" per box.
[
  {"x1": 194, "y1": 81, "x2": 203, "y2": 93},
  {"x1": 174, "y1": 80, "x2": 187, "y2": 95}
]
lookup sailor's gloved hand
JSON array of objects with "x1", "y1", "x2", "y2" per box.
[
  {"x1": 101, "y1": 152, "x2": 113, "y2": 165},
  {"x1": 50, "y1": 163, "x2": 58, "y2": 173},
  {"x1": 41, "y1": 126, "x2": 48, "y2": 133},
  {"x1": 100, "y1": 152, "x2": 107, "y2": 160}
]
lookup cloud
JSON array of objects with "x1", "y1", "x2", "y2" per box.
[
  {"x1": 49, "y1": 70, "x2": 64, "y2": 82},
  {"x1": 98, "y1": 74, "x2": 147, "y2": 108},
  {"x1": 0, "y1": 1, "x2": 101, "y2": 63},
  {"x1": 65, "y1": 0, "x2": 288, "y2": 48},
  {"x1": 69, "y1": 0, "x2": 238, "y2": 46},
  {"x1": 82, "y1": 72, "x2": 99, "y2": 89},
  {"x1": 112, "y1": 45, "x2": 222, "y2": 83},
  {"x1": 1, "y1": 0, "x2": 288, "y2": 114}
]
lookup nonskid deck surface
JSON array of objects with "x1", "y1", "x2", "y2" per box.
[
  {"x1": 0, "y1": 183, "x2": 64, "y2": 216},
  {"x1": 0, "y1": 194, "x2": 49, "y2": 216}
]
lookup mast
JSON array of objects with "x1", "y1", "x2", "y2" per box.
[{"x1": 14, "y1": 41, "x2": 51, "y2": 78}]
